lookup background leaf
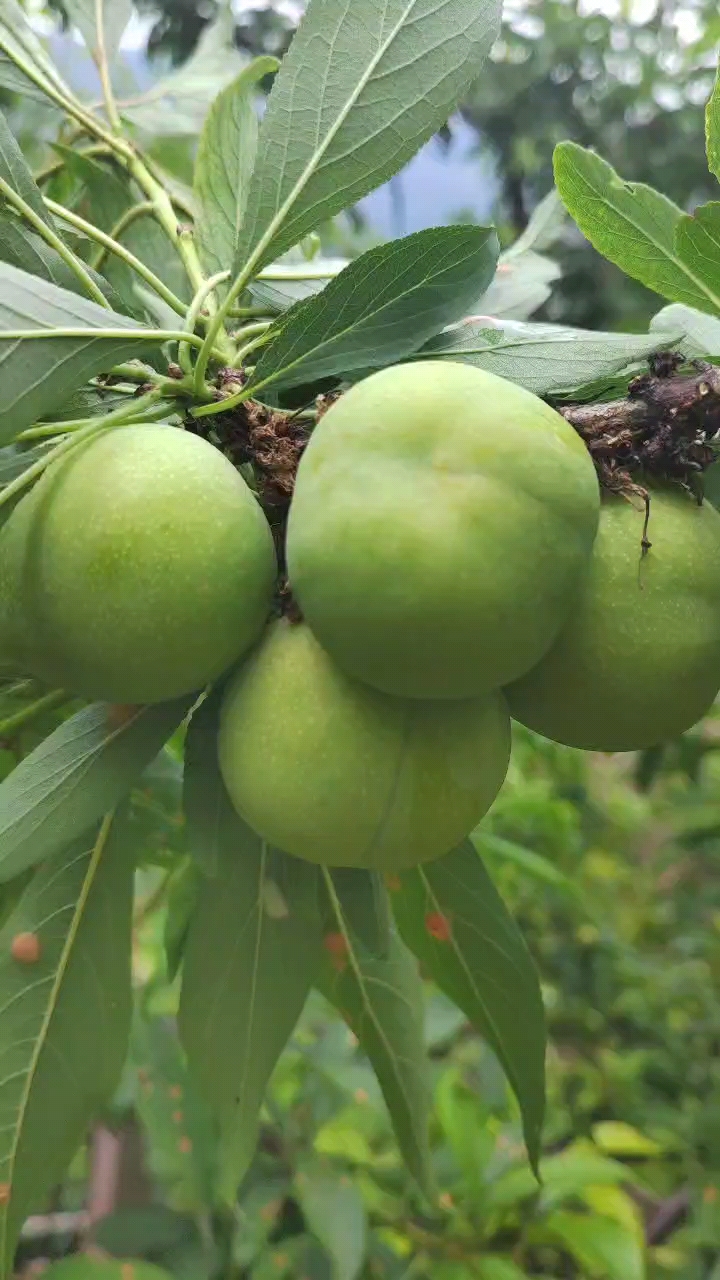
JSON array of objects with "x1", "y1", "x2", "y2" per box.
[
  {"x1": 179, "y1": 734, "x2": 322, "y2": 1201},
  {"x1": 250, "y1": 258, "x2": 349, "y2": 314},
  {"x1": 318, "y1": 878, "x2": 432, "y2": 1197},
  {"x1": 420, "y1": 315, "x2": 676, "y2": 396},
  {"x1": 651, "y1": 301, "x2": 720, "y2": 354},
  {"x1": 41, "y1": 1258, "x2": 174, "y2": 1280},
  {"x1": 0, "y1": 263, "x2": 153, "y2": 440},
  {"x1": 235, "y1": 0, "x2": 502, "y2": 272},
  {"x1": 0, "y1": 698, "x2": 190, "y2": 884},
  {"x1": 541, "y1": 1209, "x2": 644, "y2": 1280},
  {"x1": 132, "y1": 1012, "x2": 216, "y2": 1213},
  {"x1": 194, "y1": 57, "x2": 279, "y2": 279},
  {"x1": 0, "y1": 0, "x2": 73, "y2": 103},
  {"x1": 250, "y1": 226, "x2": 499, "y2": 393},
  {"x1": 707, "y1": 67, "x2": 720, "y2": 183},
  {"x1": 553, "y1": 141, "x2": 720, "y2": 314},
  {"x1": 295, "y1": 1163, "x2": 367, "y2": 1280},
  {"x1": 120, "y1": 12, "x2": 246, "y2": 137},
  {"x1": 182, "y1": 692, "x2": 228, "y2": 877},
  {"x1": 64, "y1": 0, "x2": 132, "y2": 63},
  {"x1": 0, "y1": 813, "x2": 134, "y2": 1277},
  {"x1": 390, "y1": 840, "x2": 546, "y2": 1170}
]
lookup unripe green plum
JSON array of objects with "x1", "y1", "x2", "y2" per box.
[
  {"x1": 218, "y1": 620, "x2": 511, "y2": 870},
  {"x1": 0, "y1": 425, "x2": 276, "y2": 703},
  {"x1": 506, "y1": 490, "x2": 720, "y2": 751},
  {"x1": 287, "y1": 361, "x2": 600, "y2": 699}
]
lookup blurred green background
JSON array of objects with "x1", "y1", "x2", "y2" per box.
[{"x1": 8, "y1": 1, "x2": 720, "y2": 1276}]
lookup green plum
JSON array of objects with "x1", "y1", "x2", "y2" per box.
[
  {"x1": 0, "y1": 424, "x2": 276, "y2": 703},
  {"x1": 506, "y1": 490, "x2": 720, "y2": 751},
  {"x1": 218, "y1": 620, "x2": 511, "y2": 870},
  {"x1": 286, "y1": 361, "x2": 600, "y2": 699}
]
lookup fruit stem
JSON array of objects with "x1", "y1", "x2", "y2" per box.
[
  {"x1": 181, "y1": 272, "x2": 231, "y2": 379},
  {"x1": 0, "y1": 688, "x2": 68, "y2": 740}
]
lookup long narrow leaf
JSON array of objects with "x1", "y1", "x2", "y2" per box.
[
  {"x1": 249, "y1": 226, "x2": 499, "y2": 393},
  {"x1": 318, "y1": 871, "x2": 432, "y2": 1196},
  {"x1": 0, "y1": 263, "x2": 154, "y2": 440},
  {"x1": 194, "y1": 58, "x2": 279, "y2": 278},
  {"x1": 390, "y1": 840, "x2": 546, "y2": 1171},
  {"x1": 0, "y1": 698, "x2": 191, "y2": 884},
  {"x1": 179, "y1": 716, "x2": 322, "y2": 1202},
  {"x1": 0, "y1": 813, "x2": 135, "y2": 1277},
  {"x1": 420, "y1": 315, "x2": 677, "y2": 396},
  {"x1": 707, "y1": 67, "x2": 720, "y2": 184},
  {"x1": 235, "y1": 0, "x2": 501, "y2": 272},
  {"x1": 553, "y1": 141, "x2": 720, "y2": 314}
]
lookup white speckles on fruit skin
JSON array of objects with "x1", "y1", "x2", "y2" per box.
[
  {"x1": 0, "y1": 425, "x2": 277, "y2": 703},
  {"x1": 218, "y1": 620, "x2": 511, "y2": 871},
  {"x1": 506, "y1": 490, "x2": 720, "y2": 751}
]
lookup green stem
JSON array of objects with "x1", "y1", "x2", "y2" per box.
[
  {"x1": 92, "y1": 201, "x2": 156, "y2": 269},
  {"x1": 45, "y1": 198, "x2": 188, "y2": 317},
  {"x1": 93, "y1": 0, "x2": 122, "y2": 132},
  {"x1": 182, "y1": 271, "x2": 231, "y2": 379},
  {"x1": 2, "y1": 327, "x2": 207, "y2": 349},
  {"x1": 0, "y1": 178, "x2": 110, "y2": 308},
  {"x1": 0, "y1": 689, "x2": 68, "y2": 739}
]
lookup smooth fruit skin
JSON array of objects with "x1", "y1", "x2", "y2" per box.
[
  {"x1": 506, "y1": 491, "x2": 720, "y2": 751},
  {"x1": 218, "y1": 620, "x2": 511, "y2": 871},
  {"x1": 286, "y1": 361, "x2": 600, "y2": 699},
  {"x1": 0, "y1": 425, "x2": 276, "y2": 703}
]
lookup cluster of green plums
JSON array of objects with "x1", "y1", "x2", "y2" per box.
[{"x1": 3, "y1": 361, "x2": 720, "y2": 872}]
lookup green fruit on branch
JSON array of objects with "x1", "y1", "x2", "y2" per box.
[
  {"x1": 506, "y1": 490, "x2": 720, "y2": 751},
  {"x1": 218, "y1": 619, "x2": 511, "y2": 870},
  {"x1": 0, "y1": 425, "x2": 276, "y2": 704},
  {"x1": 286, "y1": 361, "x2": 600, "y2": 700}
]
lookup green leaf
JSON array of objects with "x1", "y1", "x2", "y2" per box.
[
  {"x1": 707, "y1": 67, "x2": 720, "y2": 183},
  {"x1": 0, "y1": 262, "x2": 154, "y2": 441},
  {"x1": 420, "y1": 316, "x2": 679, "y2": 397},
  {"x1": 235, "y1": 0, "x2": 502, "y2": 274},
  {"x1": 592, "y1": 1121, "x2": 662, "y2": 1158},
  {"x1": 120, "y1": 12, "x2": 247, "y2": 137},
  {"x1": 390, "y1": 840, "x2": 545, "y2": 1170},
  {"x1": 178, "y1": 753, "x2": 322, "y2": 1202},
  {"x1": 674, "y1": 203, "x2": 720, "y2": 315},
  {"x1": 0, "y1": 0, "x2": 74, "y2": 104},
  {"x1": 164, "y1": 858, "x2": 200, "y2": 981},
  {"x1": 318, "y1": 871, "x2": 432, "y2": 1196},
  {"x1": 250, "y1": 226, "x2": 499, "y2": 393},
  {"x1": 295, "y1": 1164, "x2": 367, "y2": 1280},
  {"x1": 479, "y1": 252, "x2": 560, "y2": 322},
  {"x1": 194, "y1": 58, "x2": 279, "y2": 279},
  {"x1": 651, "y1": 301, "x2": 720, "y2": 355},
  {"x1": 182, "y1": 692, "x2": 228, "y2": 877},
  {"x1": 542, "y1": 1210, "x2": 645, "y2": 1280},
  {"x1": 503, "y1": 188, "x2": 567, "y2": 260},
  {"x1": 0, "y1": 813, "x2": 134, "y2": 1277},
  {"x1": 0, "y1": 698, "x2": 191, "y2": 884},
  {"x1": 324, "y1": 868, "x2": 391, "y2": 959},
  {"x1": 0, "y1": 215, "x2": 130, "y2": 313},
  {"x1": 250, "y1": 258, "x2": 349, "y2": 314},
  {"x1": 477, "y1": 1261, "x2": 532, "y2": 1280},
  {"x1": 64, "y1": 0, "x2": 132, "y2": 63},
  {"x1": 132, "y1": 1013, "x2": 216, "y2": 1213},
  {"x1": 0, "y1": 110, "x2": 51, "y2": 228},
  {"x1": 52, "y1": 146, "x2": 134, "y2": 236},
  {"x1": 554, "y1": 141, "x2": 720, "y2": 314},
  {"x1": 0, "y1": 443, "x2": 47, "y2": 486},
  {"x1": 41, "y1": 1259, "x2": 173, "y2": 1280},
  {"x1": 475, "y1": 832, "x2": 584, "y2": 900}
]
